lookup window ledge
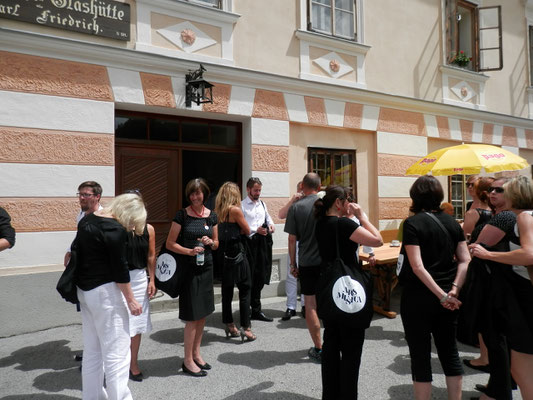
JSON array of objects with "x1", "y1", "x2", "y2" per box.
[
  {"x1": 137, "y1": 0, "x2": 241, "y2": 24},
  {"x1": 295, "y1": 30, "x2": 370, "y2": 56},
  {"x1": 439, "y1": 64, "x2": 489, "y2": 83}
]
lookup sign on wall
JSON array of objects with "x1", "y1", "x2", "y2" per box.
[{"x1": 0, "y1": 0, "x2": 130, "y2": 41}]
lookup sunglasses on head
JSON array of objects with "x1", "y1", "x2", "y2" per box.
[{"x1": 488, "y1": 187, "x2": 504, "y2": 193}]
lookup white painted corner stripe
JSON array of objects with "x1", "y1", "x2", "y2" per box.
[
  {"x1": 472, "y1": 121, "x2": 483, "y2": 143},
  {"x1": 228, "y1": 85, "x2": 255, "y2": 116},
  {"x1": 251, "y1": 171, "x2": 289, "y2": 197},
  {"x1": 361, "y1": 105, "x2": 380, "y2": 131},
  {"x1": 284, "y1": 93, "x2": 308, "y2": 123},
  {"x1": 0, "y1": 90, "x2": 114, "y2": 134},
  {"x1": 324, "y1": 99, "x2": 345, "y2": 127},
  {"x1": 492, "y1": 124, "x2": 503, "y2": 145},
  {"x1": 448, "y1": 118, "x2": 462, "y2": 141},
  {"x1": 0, "y1": 163, "x2": 115, "y2": 197},
  {"x1": 377, "y1": 131, "x2": 427, "y2": 157},
  {"x1": 107, "y1": 68, "x2": 145, "y2": 105},
  {"x1": 517, "y1": 128, "x2": 527, "y2": 148},
  {"x1": 251, "y1": 118, "x2": 289, "y2": 146},
  {"x1": 424, "y1": 114, "x2": 439, "y2": 138}
]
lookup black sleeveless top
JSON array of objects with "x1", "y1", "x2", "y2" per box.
[{"x1": 126, "y1": 227, "x2": 149, "y2": 271}]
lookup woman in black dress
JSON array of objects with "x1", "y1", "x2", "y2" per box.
[
  {"x1": 399, "y1": 175, "x2": 470, "y2": 400},
  {"x1": 165, "y1": 178, "x2": 218, "y2": 377},
  {"x1": 215, "y1": 182, "x2": 256, "y2": 342},
  {"x1": 314, "y1": 185, "x2": 383, "y2": 400}
]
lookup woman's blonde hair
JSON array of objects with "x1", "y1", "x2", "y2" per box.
[
  {"x1": 504, "y1": 176, "x2": 533, "y2": 210},
  {"x1": 215, "y1": 182, "x2": 242, "y2": 222},
  {"x1": 103, "y1": 193, "x2": 147, "y2": 234}
]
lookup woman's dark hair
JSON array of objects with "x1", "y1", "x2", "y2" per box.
[
  {"x1": 409, "y1": 175, "x2": 444, "y2": 213},
  {"x1": 314, "y1": 185, "x2": 346, "y2": 218},
  {"x1": 185, "y1": 178, "x2": 210, "y2": 203}
]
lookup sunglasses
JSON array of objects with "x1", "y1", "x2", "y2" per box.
[{"x1": 488, "y1": 187, "x2": 504, "y2": 193}]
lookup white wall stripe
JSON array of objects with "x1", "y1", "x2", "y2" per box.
[
  {"x1": 377, "y1": 131, "x2": 427, "y2": 157},
  {"x1": 0, "y1": 91, "x2": 114, "y2": 134},
  {"x1": 0, "y1": 163, "x2": 115, "y2": 197},
  {"x1": 361, "y1": 105, "x2": 380, "y2": 131},
  {"x1": 324, "y1": 99, "x2": 345, "y2": 127},
  {"x1": 228, "y1": 85, "x2": 255, "y2": 116},
  {"x1": 502, "y1": 146, "x2": 519, "y2": 155},
  {"x1": 517, "y1": 128, "x2": 527, "y2": 148},
  {"x1": 251, "y1": 118, "x2": 289, "y2": 146},
  {"x1": 251, "y1": 171, "x2": 289, "y2": 197},
  {"x1": 107, "y1": 68, "x2": 145, "y2": 105},
  {"x1": 284, "y1": 93, "x2": 308, "y2": 123},
  {"x1": 0, "y1": 231, "x2": 75, "y2": 268},
  {"x1": 378, "y1": 176, "x2": 417, "y2": 198},
  {"x1": 472, "y1": 121, "x2": 483, "y2": 143},
  {"x1": 378, "y1": 219, "x2": 404, "y2": 231},
  {"x1": 448, "y1": 118, "x2": 462, "y2": 141},
  {"x1": 424, "y1": 114, "x2": 439, "y2": 138},
  {"x1": 492, "y1": 124, "x2": 503, "y2": 145}
]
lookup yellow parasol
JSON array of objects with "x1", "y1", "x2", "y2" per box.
[{"x1": 406, "y1": 143, "x2": 529, "y2": 176}]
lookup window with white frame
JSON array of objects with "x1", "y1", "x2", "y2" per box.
[
  {"x1": 445, "y1": 0, "x2": 502, "y2": 72},
  {"x1": 308, "y1": 0, "x2": 357, "y2": 41},
  {"x1": 187, "y1": 0, "x2": 222, "y2": 9}
]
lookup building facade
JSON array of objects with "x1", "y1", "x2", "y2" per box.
[{"x1": 1, "y1": 0, "x2": 533, "y2": 283}]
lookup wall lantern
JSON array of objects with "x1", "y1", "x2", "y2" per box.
[{"x1": 185, "y1": 64, "x2": 214, "y2": 108}]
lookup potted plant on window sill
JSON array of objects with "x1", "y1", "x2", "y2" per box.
[{"x1": 450, "y1": 51, "x2": 472, "y2": 68}]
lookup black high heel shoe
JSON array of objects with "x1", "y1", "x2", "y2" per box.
[
  {"x1": 240, "y1": 327, "x2": 257, "y2": 343},
  {"x1": 225, "y1": 323, "x2": 240, "y2": 338},
  {"x1": 194, "y1": 360, "x2": 212, "y2": 370},
  {"x1": 182, "y1": 363, "x2": 207, "y2": 377}
]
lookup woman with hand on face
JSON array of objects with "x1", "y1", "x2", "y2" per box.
[
  {"x1": 76, "y1": 193, "x2": 146, "y2": 400},
  {"x1": 165, "y1": 178, "x2": 218, "y2": 377},
  {"x1": 398, "y1": 175, "x2": 470, "y2": 400},
  {"x1": 470, "y1": 176, "x2": 533, "y2": 400}
]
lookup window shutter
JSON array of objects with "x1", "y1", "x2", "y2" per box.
[
  {"x1": 445, "y1": 0, "x2": 458, "y2": 64},
  {"x1": 477, "y1": 6, "x2": 502, "y2": 71}
]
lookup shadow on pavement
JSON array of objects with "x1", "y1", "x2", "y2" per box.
[
  {"x1": 1, "y1": 395, "x2": 79, "y2": 400},
  {"x1": 222, "y1": 381, "x2": 317, "y2": 399},
  {"x1": 0, "y1": 340, "x2": 78, "y2": 372},
  {"x1": 217, "y1": 349, "x2": 317, "y2": 369}
]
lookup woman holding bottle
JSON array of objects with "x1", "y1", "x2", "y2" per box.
[{"x1": 165, "y1": 178, "x2": 218, "y2": 377}]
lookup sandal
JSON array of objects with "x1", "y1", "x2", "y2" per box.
[
  {"x1": 224, "y1": 323, "x2": 240, "y2": 338},
  {"x1": 240, "y1": 327, "x2": 257, "y2": 343}
]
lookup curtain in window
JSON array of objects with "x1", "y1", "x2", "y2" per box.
[{"x1": 312, "y1": 0, "x2": 332, "y2": 33}]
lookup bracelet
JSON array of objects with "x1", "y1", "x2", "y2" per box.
[
  {"x1": 451, "y1": 283, "x2": 460, "y2": 289},
  {"x1": 290, "y1": 265, "x2": 298, "y2": 269},
  {"x1": 440, "y1": 293, "x2": 449, "y2": 304}
]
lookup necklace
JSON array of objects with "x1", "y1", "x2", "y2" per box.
[{"x1": 191, "y1": 205, "x2": 204, "y2": 218}]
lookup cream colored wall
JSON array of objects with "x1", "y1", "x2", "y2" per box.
[
  {"x1": 232, "y1": 0, "x2": 300, "y2": 76},
  {"x1": 0, "y1": 0, "x2": 135, "y2": 49},
  {"x1": 289, "y1": 123, "x2": 378, "y2": 224},
  {"x1": 364, "y1": 0, "x2": 442, "y2": 103},
  {"x1": 483, "y1": 0, "x2": 529, "y2": 118}
]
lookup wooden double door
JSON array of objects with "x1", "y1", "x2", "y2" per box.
[{"x1": 116, "y1": 144, "x2": 241, "y2": 251}]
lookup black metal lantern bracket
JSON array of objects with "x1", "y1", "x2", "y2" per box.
[{"x1": 185, "y1": 64, "x2": 214, "y2": 108}]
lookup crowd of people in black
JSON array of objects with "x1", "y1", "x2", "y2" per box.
[{"x1": 3, "y1": 172, "x2": 533, "y2": 400}]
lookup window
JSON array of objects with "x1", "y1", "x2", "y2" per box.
[
  {"x1": 308, "y1": 0, "x2": 357, "y2": 41},
  {"x1": 445, "y1": 0, "x2": 502, "y2": 72},
  {"x1": 448, "y1": 174, "x2": 473, "y2": 219},
  {"x1": 308, "y1": 148, "x2": 356, "y2": 198},
  {"x1": 186, "y1": 0, "x2": 222, "y2": 8}
]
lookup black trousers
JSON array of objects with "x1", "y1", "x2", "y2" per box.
[
  {"x1": 321, "y1": 320, "x2": 365, "y2": 400},
  {"x1": 221, "y1": 261, "x2": 251, "y2": 328}
]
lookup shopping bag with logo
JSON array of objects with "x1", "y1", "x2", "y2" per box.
[
  {"x1": 316, "y1": 220, "x2": 372, "y2": 326},
  {"x1": 154, "y1": 244, "x2": 186, "y2": 298}
]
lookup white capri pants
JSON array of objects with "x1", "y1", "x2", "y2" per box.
[{"x1": 78, "y1": 282, "x2": 133, "y2": 400}]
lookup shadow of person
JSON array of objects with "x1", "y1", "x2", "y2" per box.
[
  {"x1": 217, "y1": 349, "x2": 318, "y2": 370},
  {"x1": 222, "y1": 381, "x2": 317, "y2": 400},
  {"x1": 1, "y1": 394, "x2": 79, "y2": 400},
  {"x1": 33, "y1": 367, "x2": 81, "y2": 392},
  {"x1": 0, "y1": 340, "x2": 77, "y2": 372}
]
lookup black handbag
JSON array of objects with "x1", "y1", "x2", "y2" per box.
[
  {"x1": 56, "y1": 236, "x2": 79, "y2": 304},
  {"x1": 154, "y1": 244, "x2": 186, "y2": 298},
  {"x1": 316, "y1": 219, "x2": 372, "y2": 325}
]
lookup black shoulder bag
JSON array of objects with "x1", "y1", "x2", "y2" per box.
[{"x1": 56, "y1": 235, "x2": 80, "y2": 304}]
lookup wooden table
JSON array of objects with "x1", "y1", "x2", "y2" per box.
[{"x1": 359, "y1": 243, "x2": 401, "y2": 318}]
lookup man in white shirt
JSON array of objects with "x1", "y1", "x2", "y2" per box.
[{"x1": 242, "y1": 177, "x2": 275, "y2": 322}]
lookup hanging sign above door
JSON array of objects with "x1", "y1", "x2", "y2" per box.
[{"x1": 0, "y1": 0, "x2": 130, "y2": 41}]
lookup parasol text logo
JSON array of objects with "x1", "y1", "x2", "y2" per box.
[
  {"x1": 481, "y1": 153, "x2": 506, "y2": 160},
  {"x1": 419, "y1": 158, "x2": 436, "y2": 165}
]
